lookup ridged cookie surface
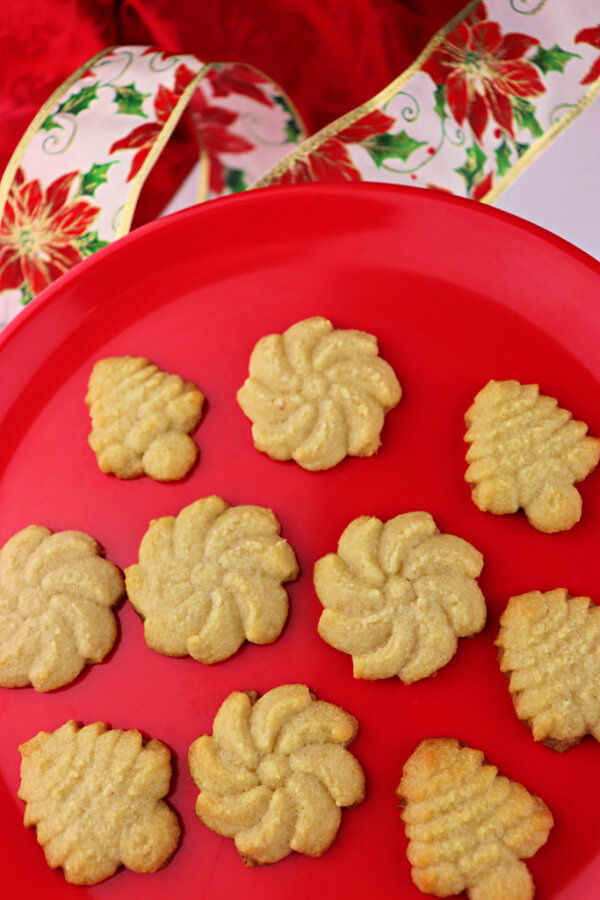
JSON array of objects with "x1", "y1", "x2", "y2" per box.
[
  {"x1": 398, "y1": 738, "x2": 553, "y2": 900},
  {"x1": 497, "y1": 588, "x2": 600, "y2": 751},
  {"x1": 0, "y1": 525, "x2": 123, "y2": 691},
  {"x1": 18, "y1": 721, "x2": 180, "y2": 884},
  {"x1": 86, "y1": 355, "x2": 205, "y2": 481},
  {"x1": 465, "y1": 379, "x2": 600, "y2": 532},
  {"x1": 189, "y1": 684, "x2": 365, "y2": 864},
  {"x1": 314, "y1": 512, "x2": 486, "y2": 683},
  {"x1": 125, "y1": 496, "x2": 299, "y2": 663},
  {"x1": 237, "y1": 316, "x2": 401, "y2": 470}
]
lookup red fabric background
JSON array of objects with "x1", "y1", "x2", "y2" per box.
[{"x1": 0, "y1": 0, "x2": 465, "y2": 225}]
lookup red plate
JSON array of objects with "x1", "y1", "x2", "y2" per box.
[{"x1": 1, "y1": 183, "x2": 600, "y2": 899}]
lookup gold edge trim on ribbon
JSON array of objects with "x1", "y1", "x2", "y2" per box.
[
  {"x1": 196, "y1": 139, "x2": 211, "y2": 204},
  {"x1": 481, "y1": 75, "x2": 600, "y2": 204},
  {"x1": 0, "y1": 46, "x2": 112, "y2": 213},
  {"x1": 251, "y1": 0, "x2": 481, "y2": 188},
  {"x1": 115, "y1": 63, "x2": 212, "y2": 237}
]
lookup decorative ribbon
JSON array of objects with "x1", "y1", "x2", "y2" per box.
[
  {"x1": 0, "y1": 49, "x2": 305, "y2": 326},
  {"x1": 256, "y1": 1, "x2": 600, "y2": 202},
  {"x1": 1, "y1": 0, "x2": 599, "y2": 328}
]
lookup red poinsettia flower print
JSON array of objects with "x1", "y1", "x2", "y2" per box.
[
  {"x1": 110, "y1": 64, "x2": 197, "y2": 181},
  {"x1": 270, "y1": 109, "x2": 395, "y2": 185},
  {"x1": 575, "y1": 25, "x2": 600, "y2": 85},
  {"x1": 0, "y1": 168, "x2": 100, "y2": 295},
  {"x1": 207, "y1": 64, "x2": 274, "y2": 107},
  {"x1": 188, "y1": 85, "x2": 254, "y2": 195},
  {"x1": 422, "y1": 2, "x2": 545, "y2": 141}
]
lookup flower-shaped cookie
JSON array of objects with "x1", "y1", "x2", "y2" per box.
[
  {"x1": 19, "y1": 721, "x2": 180, "y2": 884},
  {"x1": 497, "y1": 589, "x2": 600, "y2": 751},
  {"x1": 0, "y1": 525, "x2": 124, "y2": 691},
  {"x1": 465, "y1": 379, "x2": 600, "y2": 532},
  {"x1": 314, "y1": 512, "x2": 486, "y2": 683},
  {"x1": 237, "y1": 316, "x2": 402, "y2": 470},
  {"x1": 86, "y1": 355, "x2": 205, "y2": 481},
  {"x1": 125, "y1": 496, "x2": 299, "y2": 663},
  {"x1": 188, "y1": 684, "x2": 365, "y2": 864},
  {"x1": 398, "y1": 738, "x2": 553, "y2": 900}
]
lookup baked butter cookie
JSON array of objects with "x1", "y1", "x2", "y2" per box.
[
  {"x1": 0, "y1": 525, "x2": 124, "y2": 691},
  {"x1": 465, "y1": 379, "x2": 600, "y2": 532},
  {"x1": 189, "y1": 684, "x2": 365, "y2": 864},
  {"x1": 314, "y1": 512, "x2": 486, "y2": 683},
  {"x1": 126, "y1": 496, "x2": 299, "y2": 663},
  {"x1": 86, "y1": 355, "x2": 205, "y2": 481},
  {"x1": 398, "y1": 738, "x2": 553, "y2": 900},
  {"x1": 18, "y1": 721, "x2": 180, "y2": 884},
  {"x1": 237, "y1": 316, "x2": 401, "y2": 470},
  {"x1": 497, "y1": 589, "x2": 600, "y2": 751}
]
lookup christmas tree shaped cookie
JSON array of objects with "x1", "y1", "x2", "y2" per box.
[
  {"x1": 497, "y1": 589, "x2": 600, "y2": 751},
  {"x1": 18, "y1": 721, "x2": 180, "y2": 884},
  {"x1": 398, "y1": 738, "x2": 553, "y2": 900},
  {"x1": 86, "y1": 355, "x2": 205, "y2": 481},
  {"x1": 465, "y1": 380, "x2": 600, "y2": 532}
]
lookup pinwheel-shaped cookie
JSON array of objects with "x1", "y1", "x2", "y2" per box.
[
  {"x1": 19, "y1": 721, "x2": 180, "y2": 884},
  {"x1": 314, "y1": 512, "x2": 486, "y2": 683},
  {"x1": 497, "y1": 589, "x2": 600, "y2": 751},
  {"x1": 125, "y1": 496, "x2": 299, "y2": 663},
  {"x1": 86, "y1": 355, "x2": 205, "y2": 481},
  {"x1": 0, "y1": 525, "x2": 124, "y2": 691},
  {"x1": 237, "y1": 316, "x2": 402, "y2": 470},
  {"x1": 189, "y1": 684, "x2": 365, "y2": 864},
  {"x1": 465, "y1": 380, "x2": 600, "y2": 532},
  {"x1": 398, "y1": 739, "x2": 553, "y2": 900}
]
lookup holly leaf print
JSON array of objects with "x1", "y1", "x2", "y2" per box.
[
  {"x1": 56, "y1": 84, "x2": 99, "y2": 116},
  {"x1": 362, "y1": 131, "x2": 426, "y2": 168},
  {"x1": 455, "y1": 143, "x2": 487, "y2": 192},
  {"x1": 434, "y1": 84, "x2": 448, "y2": 121},
  {"x1": 79, "y1": 162, "x2": 118, "y2": 197},
  {"x1": 76, "y1": 231, "x2": 109, "y2": 258},
  {"x1": 224, "y1": 167, "x2": 248, "y2": 193},
  {"x1": 20, "y1": 284, "x2": 34, "y2": 306},
  {"x1": 112, "y1": 84, "x2": 151, "y2": 117},
  {"x1": 514, "y1": 140, "x2": 529, "y2": 159},
  {"x1": 511, "y1": 97, "x2": 543, "y2": 138},
  {"x1": 40, "y1": 115, "x2": 62, "y2": 132},
  {"x1": 531, "y1": 44, "x2": 580, "y2": 75},
  {"x1": 494, "y1": 138, "x2": 512, "y2": 177},
  {"x1": 272, "y1": 96, "x2": 303, "y2": 143}
]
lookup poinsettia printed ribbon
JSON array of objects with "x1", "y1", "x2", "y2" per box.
[
  {"x1": 0, "y1": 47, "x2": 305, "y2": 326},
  {"x1": 1, "y1": 2, "x2": 600, "y2": 328},
  {"x1": 256, "y1": 1, "x2": 600, "y2": 203}
]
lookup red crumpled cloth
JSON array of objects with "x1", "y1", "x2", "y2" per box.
[{"x1": 0, "y1": 0, "x2": 464, "y2": 225}]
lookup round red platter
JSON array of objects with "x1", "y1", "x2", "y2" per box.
[{"x1": 1, "y1": 183, "x2": 600, "y2": 899}]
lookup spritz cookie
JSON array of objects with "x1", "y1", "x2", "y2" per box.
[
  {"x1": 125, "y1": 496, "x2": 299, "y2": 663},
  {"x1": 18, "y1": 721, "x2": 180, "y2": 884},
  {"x1": 86, "y1": 355, "x2": 205, "y2": 481},
  {"x1": 237, "y1": 316, "x2": 401, "y2": 470},
  {"x1": 398, "y1": 738, "x2": 553, "y2": 900},
  {"x1": 465, "y1": 379, "x2": 600, "y2": 532},
  {"x1": 0, "y1": 525, "x2": 123, "y2": 691},
  {"x1": 189, "y1": 684, "x2": 365, "y2": 864},
  {"x1": 497, "y1": 588, "x2": 600, "y2": 751},
  {"x1": 314, "y1": 512, "x2": 486, "y2": 682}
]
